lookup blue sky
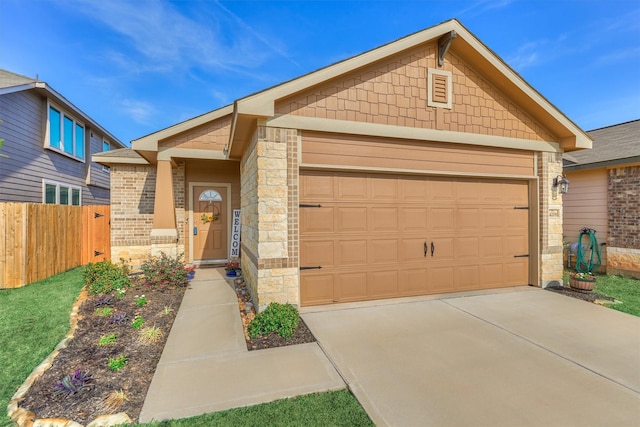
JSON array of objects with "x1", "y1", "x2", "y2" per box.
[{"x1": 2, "y1": 0, "x2": 639, "y2": 145}]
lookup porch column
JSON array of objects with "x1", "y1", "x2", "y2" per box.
[
  {"x1": 539, "y1": 151, "x2": 564, "y2": 287},
  {"x1": 150, "y1": 159, "x2": 178, "y2": 257}
]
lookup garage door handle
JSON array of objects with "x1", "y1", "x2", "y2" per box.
[
  {"x1": 424, "y1": 242, "x2": 428, "y2": 257},
  {"x1": 431, "y1": 241, "x2": 435, "y2": 257}
]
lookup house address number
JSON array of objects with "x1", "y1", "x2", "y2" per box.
[{"x1": 229, "y1": 209, "x2": 241, "y2": 258}]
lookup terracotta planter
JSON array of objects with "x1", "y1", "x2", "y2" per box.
[{"x1": 569, "y1": 277, "x2": 595, "y2": 293}]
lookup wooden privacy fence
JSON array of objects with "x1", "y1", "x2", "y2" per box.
[{"x1": 0, "y1": 203, "x2": 110, "y2": 289}]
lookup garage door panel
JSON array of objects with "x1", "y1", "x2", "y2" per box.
[
  {"x1": 482, "y1": 236, "x2": 504, "y2": 257},
  {"x1": 455, "y1": 237, "x2": 480, "y2": 258},
  {"x1": 400, "y1": 269, "x2": 428, "y2": 295},
  {"x1": 338, "y1": 176, "x2": 367, "y2": 199},
  {"x1": 430, "y1": 208, "x2": 455, "y2": 231},
  {"x1": 369, "y1": 270, "x2": 398, "y2": 297},
  {"x1": 338, "y1": 240, "x2": 368, "y2": 265},
  {"x1": 401, "y1": 178, "x2": 429, "y2": 201},
  {"x1": 482, "y1": 209, "x2": 504, "y2": 229},
  {"x1": 300, "y1": 171, "x2": 530, "y2": 306},
  {"x1": 335, "y1": 273, "x2": 367, "y2": 302},
  {"x1": 457, "y1": 208, "x2": 481, "y2": 229},
  {"x1": 337, "y1": 207, "x2": 368, "y2": 232},
  {"x1": 371, "y1": 239, "x2": 398, "y2": 264},
  {"x1": 300, "y1": 274, "x2": 334, "y2": 306},
  {"x1": 430, "y1": 180, "x2": 455, "y2": 201},
  {"x1": 301, "y1": 173, "x2": 334, "y2": 199},
  {"x1": 301, "y1": 241, "x2": 335, "y2": 267},
  {"x1": 455, "y1": 265, "x2": 480, "y2": 289},
  {"x1": 371, "y1": 207, "x2": 399, "y2": 232},
  {"x1": 428, "y1": 267, "x2": 455, "y2": 292},
  {"x1": 401, "y1": 239, "x2": 428, "y2": 262},
  {"x1": 301, "y1": 207, "x2": 334, "y2": 233},
  {"x1": 400, "y1": 208, "x2": 428, "y2": 232},
  {"x1": 431, "y1": 238, "x2": 454, "y2": 259},
  {"x1": 370, "y1": 177, "x2": 399, "y2": 200}
]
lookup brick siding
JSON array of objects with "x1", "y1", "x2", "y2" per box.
[{"x1": 608, "y1": 166, "x2": 640, "y2": 249}]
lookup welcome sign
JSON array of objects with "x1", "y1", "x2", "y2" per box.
[{"x1": 230, "y1": 209, "x2": 241, "y2": 257}]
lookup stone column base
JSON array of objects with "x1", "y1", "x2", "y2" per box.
[{"x1": 150, "y1": 229, "x2": 181, "y2": 259}]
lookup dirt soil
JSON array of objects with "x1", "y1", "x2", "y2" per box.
[
  {"x1": 545, "y1": 285, "x2": 616, "y2": 303},
  {"x1": 19, "y1": 274, "x2": 315, "y2": 424}
]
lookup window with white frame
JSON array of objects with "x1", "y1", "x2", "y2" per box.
[
  {"x1": 102, "y1": 140, "x2": 110, "y2": 171},
  {"x1": 47, "y1": 103, "x2": 85, "y2": 161},
  {"x1": 43, "y1": 180, "x2": 81, "y2": 206}
]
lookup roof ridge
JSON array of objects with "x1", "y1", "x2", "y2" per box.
[{"x1": 587, "y1": 118, "x2": 640, "y2": 133}]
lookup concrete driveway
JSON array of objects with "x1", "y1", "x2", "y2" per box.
[{"x1": 302, "y1": 288, "x2": 640, "y2": 426}]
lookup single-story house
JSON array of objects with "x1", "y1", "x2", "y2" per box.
[
  {"x1": 94, "y1": 19, "x2": 591, "y2": 309},
  {"x1": 563, "y1": 119, "x2": 640, "y2": 278}
]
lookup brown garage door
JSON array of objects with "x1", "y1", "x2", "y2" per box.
[{"x1": 300, "y1": 171, "x2": 530, "y2": 306}]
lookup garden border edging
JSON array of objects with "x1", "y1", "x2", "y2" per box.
[{"x1": 7, "y1": 287, "x2": 133, "y2": 427}]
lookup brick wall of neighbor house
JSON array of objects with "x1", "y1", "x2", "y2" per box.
[
  {"x1": 240, "y1": 125, "x2": 299, "y2": 310},
  {"x1": 607, "y1": 165, "x2": 640, "y2": 277},
  {"x1": 539, "y1": 151, "x2": 564, "y2": 287},
  {"x1": 111, "y1": 163, "x2": 185, "y2": 267}
]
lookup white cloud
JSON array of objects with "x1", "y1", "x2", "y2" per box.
[
  {"x1": 506, "y1": 42, "x2": 541, "y2": 70},
  {"x1": 65, "y1": 0, "x2": 292, "y2": 74},
  {"x1": 120, "y1": 99, "x2": 156, "y2": 125}
]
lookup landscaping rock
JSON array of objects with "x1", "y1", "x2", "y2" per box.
[{"x1": 86, "y1": 412, "x2": 132, "y2": 426}]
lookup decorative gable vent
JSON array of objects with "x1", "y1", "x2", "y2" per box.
[{"x1": 427, "y1": 68, "x2": 452, "y2": 109}]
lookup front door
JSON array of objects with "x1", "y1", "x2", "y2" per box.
[{"x1": 193, "y1": 185, "x2": 227, "y2": 260}]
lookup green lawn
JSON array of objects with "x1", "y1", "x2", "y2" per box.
[
  {"x1": 564, "y1": 271, "x2": 640, "y2": 316},
  {"x1": 136, "y1": 389, "x2": 373, "y2": 427},
  {"x1": 593, "y1": 274, "x2": 640, "y2": 316},
  {"x1": 0, "y1": 268, "x2": 372, "y2": 427},
  {"x1": 0, "y1": 267, "x2": 86, "y2": 427}
]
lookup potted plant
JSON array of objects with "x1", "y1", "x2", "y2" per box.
[
  {"x1": 225, "y1": 260, "x2": 240, "y2": 277},
  {"x1": 185, "y1": 265, "x2": 196, "y2": 281},
  {"x1": 569, "y1": 271, "x2": 596, "y2": 292}
]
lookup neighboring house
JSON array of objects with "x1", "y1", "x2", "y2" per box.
[
  {"x1": 0, "y1": 69, "x2": 125, "y2": 205},
  {"x1": 94, "y1": 19, "x2": 591, "y2": 309},
  {"x1": 563, "y1": 119, "x2": 640, "y2": 278}
]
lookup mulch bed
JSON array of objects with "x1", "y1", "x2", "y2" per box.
[
  {"x1": 545, "y1": 285, "x2": 616, "y2": 303},
  {"x1": 231, "y1": 276, "x2": 316, "y2": 351},
  {"x1": 17, "y1": 273, "x2": 315, "y2": 425},
  {"x1": 19, "y1": 280, "x2": 185, "y2": 425}
]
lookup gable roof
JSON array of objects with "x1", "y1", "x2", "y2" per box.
[
  {"x1": 564, "y1": 119, "x2": 640, "y2": 171},
  {"x1": 0, "y1": 69, "x2": 126, "y2": 149},
  {"x1": 132, "y1": 18, "x2": 591, "y2": 159}
]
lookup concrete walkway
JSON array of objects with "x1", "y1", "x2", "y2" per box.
[
  {"x1": 302, "y1": 288, "x2": 640, "y2": 427},
  {"x1": 139, "y1": 268, "x2": 344, "y2": 423}
]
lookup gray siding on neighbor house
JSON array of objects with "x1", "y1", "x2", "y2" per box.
[{"x1": 0, "y1": 90, "x2": 111, "y2": 205}]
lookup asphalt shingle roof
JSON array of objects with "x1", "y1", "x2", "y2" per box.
[
  {"x1": 0, "y1": 69, "x2": 36, "y2": 89},
  {"x1": 564, "y1": 119, "x2": 640, "y2": 168}
]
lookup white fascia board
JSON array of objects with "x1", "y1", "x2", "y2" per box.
[
  {"x1": 0, "y1": 83, "x2": 37, "y2": 95},
  {"x1": 132, "y1": 105, "x2": 234, "y2": 151},
  {"x1": 267, "y1": 115, "x2": 560, "y2": 153},
  {"x1": 91, "y1": 154, "x2": 149, "y2": 165}
]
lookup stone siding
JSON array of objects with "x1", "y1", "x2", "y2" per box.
[{"x1": 539, "y1": 152, "x2": 564, "y2": 287}]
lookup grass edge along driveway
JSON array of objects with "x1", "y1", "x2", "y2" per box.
[{"x1": 0, "y1": 268, "x2": 372, "y2": 427}]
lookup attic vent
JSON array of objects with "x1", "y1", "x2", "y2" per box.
[{"x1": 427, "y1": 68, "x2": 452, "y2": 109}]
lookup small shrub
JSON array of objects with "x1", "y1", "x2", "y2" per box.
[
  {"x1": 140, "y1": 252, "x2": 189, "y2": 288},
  {"x1": 53, "y1": 370, "x2": 93, "y2": 397},
  {"x1": 97, "y1": 389, "x2": 128, "y2": 413},
  {"x1": 98, "y1": 333, "x2": 117, "y2": 346},
  {"x1": 84, "y1": 260, "x2": 131, "y2": 295},
  {"x1": 138, "y1": 325, "x2": 163, "y2": 343},
  {"x1": 95, "y1": 307, "x2": 114, "y2": 317},
  {"x1": 115, "y1": 288, "x2": 127, "y2": 298},
  {"x1": 248, "y1": 302, "x2": 300, "y2": 339},
  {"x1": 110, "y1": 311, "x2": 129, "y2": 325},
  {"x1": 95, "y1": 295, "x2": 113, "y2": 307},
  {"x1": 131, "y1": 315, "x2": 145, "y2": 329},
  {"x1": 107, "y1": 355, "x2": 127, "y2": 371},
  {"x1": 135, "y1": 294, "x2": 148, "y2": 307}
]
